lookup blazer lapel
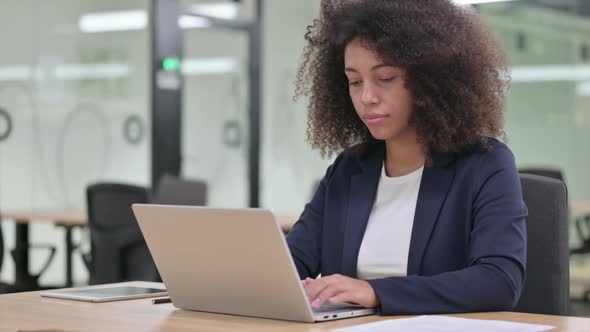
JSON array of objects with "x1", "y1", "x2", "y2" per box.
[
  {"x1": 341, "y1": 146, "x2": 383, "y2": 278},
  {"x1": 407, "y1": 153, "x2": 456, "y2": 276}
]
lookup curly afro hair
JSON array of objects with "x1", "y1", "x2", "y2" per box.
[{"x1": 294, "y1": 0, "x2": 509, "y2": 158}]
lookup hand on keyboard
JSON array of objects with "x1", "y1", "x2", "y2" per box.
[{"x1": 301, "y1": 274, "x2": 380, "y2": 308}]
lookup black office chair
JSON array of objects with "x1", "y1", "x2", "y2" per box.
[
  {"x1": 84, "y1": 183, "x2": 159, "y2": 285},
  {"x1": 310, "y1": 179, "x2": 321, "y2": 200},
  {"x1": 519, "y1": 167, "x2": 565, "y2": 182},
  {"x1": 514, "y1": 173, "x2": 570, "y2": 315},
  {"x1": 519, "y1": 167, "x2": 590, "y2": 256},
  {"x1": 151, "y1": 174, "x2": 207, "y2": 206}
]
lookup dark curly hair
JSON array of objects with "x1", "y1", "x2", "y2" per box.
[{"x1": 294, "y1": 0, "x2": 509, "y2": 158}]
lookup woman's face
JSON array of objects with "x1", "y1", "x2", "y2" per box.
[{"x1": 344, "y1": 38, "x2": 415, "y2": 142}]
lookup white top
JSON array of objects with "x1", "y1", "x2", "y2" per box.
[{"x1": 356, "y1": 163, "x2": 424, "y2": 280}]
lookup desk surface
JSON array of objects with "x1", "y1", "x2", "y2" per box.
[
  {"x1": 0, "y1": 282, "x2": 589, "y2": 332},
  {"x1": 0, "y1": 208, "x2": 87, "y2": 226},
  {"x1": 2, "y1": 199, "x2": 588, "y2": 230},
  {"x1": 571, "y1": 200, "x2": 590, "y2": 217}
]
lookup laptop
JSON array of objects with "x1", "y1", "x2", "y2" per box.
[{"x1": 132, "y1": 204, "x2": 377, "y2": 322}]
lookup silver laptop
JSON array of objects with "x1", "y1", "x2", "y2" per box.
[{"x1": 132, "y1": 204, "x2": 377, "y2": 322}]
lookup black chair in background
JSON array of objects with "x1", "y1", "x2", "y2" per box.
[
  {"x1": 83, "y1": 183, "x2": 159, "y2": 285},
  {"x1": 310, "y1": 179, "x2": 321, "y2": 200},
  {"x1": 519, "y1": 167, "x2": 565, "y2": 182},
  {"x1": 151, "y1": 174, "x2": 207, "y2": 206},
  {"x1": 515, "y1": 173, "x2": 570, "y2": 315},
  {"x1": 519, "y1": 167, "x2": 590, "y2": 256}
]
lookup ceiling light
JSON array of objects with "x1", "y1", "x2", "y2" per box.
[
  {"x1": 190, "y1": 3, "x2": 238, "y2": 19},
  {"x1": 79, "y1": 10, "x2": 147, "y2": 33},
  {"x1": 0, "y1": 66, "x2": 33, "y2": 82},
  {"x1": 80, "y1": 9, "x2": 219, "y2": 33},
  {"x1": 0, "y1": 58, "x2": 237, "y2": 82},
  {"x1": 178, "y1": 15, "x2": 212, "y2": 29},
  {"x1": 511, "y1": 65, "x2": 590, "y2": 82},
  {"x1": 54, "y1": 63, "x2": 130, "y2": 80}
]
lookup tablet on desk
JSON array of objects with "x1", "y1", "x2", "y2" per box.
[{"x1": 40, "y1": 286, "x2": 167, "y2": 302}]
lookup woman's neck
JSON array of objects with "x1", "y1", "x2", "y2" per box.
[{"x1": 384, "y1": 134, "x2": 426, "y2": 177}]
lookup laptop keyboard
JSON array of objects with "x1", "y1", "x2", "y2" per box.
[{"x1": 312, "y1": 302, "x2": 364, "y2": 313}]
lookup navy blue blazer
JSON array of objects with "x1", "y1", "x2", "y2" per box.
[{"x1": 286, "y1": 138, "x2": 527, "y2": 315}]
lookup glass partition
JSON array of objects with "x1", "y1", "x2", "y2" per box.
[
  {"x1": 180, "y1": 0, "x2": 252, "y2": 208},
  {"x1": 0, "y1": 0, "x2": 150, "y2": 285}
]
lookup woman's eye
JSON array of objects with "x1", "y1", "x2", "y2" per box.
[
  {"x1": 349, "y1": 81, "x2": 361, "y2": 87},
  {"x1": 379, "y1": 76, "x2": 396, "y2": 83}
]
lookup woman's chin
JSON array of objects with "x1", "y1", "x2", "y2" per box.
[{"x1": 368, "y1": 131, "x2": 393, "y2": 141}]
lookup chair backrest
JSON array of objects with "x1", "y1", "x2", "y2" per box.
[
  {"x1": 519, "y1": 167, "x2": 565, "y2": 182},
  {"x1": 86, "y1": 183, "x2": 158, "y2": 284},
  {"x1": 152, "y1": 174, "x2": 207, "y2": 206},
  {"x1": 514, "y1": 173, "x2": 569, "y2": 315},
  {"x1": 310, "y1": 179, "x2": 321, "y2": 200}
]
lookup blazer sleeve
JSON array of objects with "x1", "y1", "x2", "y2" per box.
[
  {"x1": 367, "y1": 145, "x2": 528, "y2": 314},
  {"x1": 286, "y1": 154, "x2": 343, "y2": 279}
]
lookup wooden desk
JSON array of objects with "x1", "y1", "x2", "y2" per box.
[
  {"x1": 1, "y1": 209, "x2": 87, "y2": 226},
  {"x1": 273, "y1": 211, "x2": 300, "y2": 233},
  {"x1": 0, "y1": 282, "x2": 589, "y2": 331},
  {"x1": 0, "y1": 209, "x2": 87, "y2": 291},
  {"x1": 571, "y1": 200, "x2": 590, "y2": 217}
]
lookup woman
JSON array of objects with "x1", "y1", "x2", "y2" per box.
[{"x1": 287, "y1": 0, "x2": 527, "y2": 315}]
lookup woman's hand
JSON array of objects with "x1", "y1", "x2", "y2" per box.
[{"x1": 302, "y1": 274, "x2": 380, "y2": 308}]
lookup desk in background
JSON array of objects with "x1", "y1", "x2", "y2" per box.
[
  {"x1": 0, "y1": 281, "x2": 589, "y2": 331},
  {"x1": 0, "y1": 209, "x2": 87, "y2": 291},
  {"x1": 571, "y1": 200, "x2": 590, "y2": 217},
  {"x1": 0, "y1": 209, "x2": 301, "y2": 291},
  {"x1": 273, "y1": 211, "x2": 299, "y2": 233}
]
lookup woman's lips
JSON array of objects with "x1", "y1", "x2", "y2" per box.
[{"x1": 364, "y1": 114, "x2": 389, "y2": 124}]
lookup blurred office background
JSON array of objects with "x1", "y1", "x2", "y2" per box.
[{"x1": 0, "y1": 0, "x2": 589, "y2": 315}]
